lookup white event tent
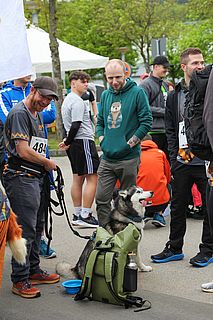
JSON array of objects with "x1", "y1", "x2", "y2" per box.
[{"x1": 26, "y1": 25, "x2": 109, "y2": 74}]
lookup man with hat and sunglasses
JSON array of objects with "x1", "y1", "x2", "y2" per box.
[
  {"x1": 3, "y1": 76, "x2": 60, "y2": 299},
  {"x1": 140, "y1": 55, "x2": 170, "y2": 160}
]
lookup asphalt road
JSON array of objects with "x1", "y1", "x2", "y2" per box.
[{"x1": 0, "y1": 156, "x2": 212, "y2": 320}]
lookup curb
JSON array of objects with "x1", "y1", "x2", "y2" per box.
[{"x1": 49, "y1": 149, "x2": 66, "y2": 157}]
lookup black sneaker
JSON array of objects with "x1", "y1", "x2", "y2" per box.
[
  {"x1": 151, "y1": 247, "x2": 184, "y2": 263},
  {"x1": 77, "y1": 213, "x2": 99, "y2": 228},
  {"x1": 72, "y1": 214, "x2": 81, "y2": 226},
  {"x1": 187, "y1": 206, "x2": 205, "y2": 220},
  {"x1": 190, "y1": 252, "x2": 213, "y2": 267}
]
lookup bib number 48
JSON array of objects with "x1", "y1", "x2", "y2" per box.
[
  {"x1": 30, "y1": 136, "x2": 48, "y2": 157},
  {"x1": 33, "y1": 141, "x2": 46, "y2": 154}
]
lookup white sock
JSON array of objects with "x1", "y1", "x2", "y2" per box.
[
  {"x1": 81, "y1": 207, "x2": 92, "y2": 218},
  {"x1": 74, "y1": 207, "x2": 82, "y2": 217}
]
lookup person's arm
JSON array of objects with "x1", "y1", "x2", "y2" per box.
[
  {"x1": 0, "y1": 91, "x2": 12, "y2": 124},
  {"x1": 203, "y1": 69, "x2": 213, "y2": 151},
  {"x1": 165, "y1": 92, "x2": 179, "y2": 166},
  {"x1": 91, "y1": 100, "x2": 98, "y2": 124},
  {"x1": 129, "y1": 88, "x2": 152, "y2": 146},
  {"x1": 64, "y1": 121, "x2": 81, "y2": 145},
  {"x1": 96, "y1": 92, "x2": 106, "y2": 143},
  {"x1": 163, "y1": 152, "x2": 171, "y2": 184},
  {"x1": 15, "y1": 139, "x2": 56, "y2": 171}
]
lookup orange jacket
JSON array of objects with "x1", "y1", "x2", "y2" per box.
[{"x1": 136, "y1": 140, "x2": 171, "y2": 206}]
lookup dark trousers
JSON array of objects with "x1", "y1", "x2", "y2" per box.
[
  {"x1": 167, "y1": 164, "x2": 213, "y2": 254},
  {"x1": 145, "y1": 203, "x2": 168, "y2": 215},
  {"x1": 3, "y1": 173, "x2": 45, "y2": 283},
  {"x1": 150, "y1": 133, "x2": 170, "y2": 162},
  {"x1": 206, "y1": 183, "x2": 213, "y2": 235}
]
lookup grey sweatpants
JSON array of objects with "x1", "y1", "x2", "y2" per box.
[{"x1": 96, "y1": 157, "x2": 140, "y2": 227}]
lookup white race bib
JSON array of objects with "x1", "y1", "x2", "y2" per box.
[
  {"x1": 30, "y1": 136, "x2": 48, "y2": 157},
  {"x1": 179, "y1": 121, "x2": 188, "y2": 148}
]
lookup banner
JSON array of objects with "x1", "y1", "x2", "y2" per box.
[{"x1": 0, "y1": 0, "x2": 32, "y2": 83}]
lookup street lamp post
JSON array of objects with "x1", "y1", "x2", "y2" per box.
[{"x1": 118, "y1": 47, "x2": 129, "y2": 61}]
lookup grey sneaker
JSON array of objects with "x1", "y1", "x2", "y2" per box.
[
  {"x1": 201, "y1": 281, "x2": 213, "y2": 293},
  {"x1": 77, "y1": 213, "x2": 99, "y2": 228}
]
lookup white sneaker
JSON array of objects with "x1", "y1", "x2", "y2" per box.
[{"x1": 201, "y1": 281, "x2": 213, "y2": 293}]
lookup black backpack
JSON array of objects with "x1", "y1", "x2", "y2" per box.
[{"x1": 184, "y1": 64, "x2": 213, "y2": 161}]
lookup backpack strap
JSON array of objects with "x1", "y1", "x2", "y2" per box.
[
  {"x1": 75, "y1": 249, "x2": 100, "y2": 300},
  {"x1": 104, "y1": 251, "x2": 115, "y2": 283},
  {"x1": 104, "y1": 252, "x2": 151, "y2": 311}
]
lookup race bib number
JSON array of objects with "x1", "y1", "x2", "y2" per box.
[
  {"x1": 179, "y1": 121, "x2": 188, "y2": 148},
  {"x1": 30, "y1": 136, "x2": 48, "y2": 157}
]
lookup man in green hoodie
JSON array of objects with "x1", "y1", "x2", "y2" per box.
[{"x1": 96, "y1": 59, "x2": 152, "y2": 226}]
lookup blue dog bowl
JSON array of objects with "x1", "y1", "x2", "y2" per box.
[{"x1": 61, "y1": 279, "x2": 82, "y2": 295}]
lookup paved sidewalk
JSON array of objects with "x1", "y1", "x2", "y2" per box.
[{"x1": 0, "y1": 156, "x2": 212, "y2": 320}]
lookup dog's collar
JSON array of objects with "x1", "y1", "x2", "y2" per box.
[{"x1": 127, "y1": 215, "x2": 143, "y2": 223}]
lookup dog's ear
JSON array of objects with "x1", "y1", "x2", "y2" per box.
[
  {"x1": 127, "y1": 185, "x2": 137, "y2": 196},
  {"x1": 118, "y1": 190, "x2": 128, "y2": 199}
]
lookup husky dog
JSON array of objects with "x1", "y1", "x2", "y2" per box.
[{"x1": 56, "y1": 186, "x2": 153, "y2": 279}]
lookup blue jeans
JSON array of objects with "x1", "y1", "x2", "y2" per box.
[{"x1": 3, "y1": 173, "x2": 45, "y2": 283}]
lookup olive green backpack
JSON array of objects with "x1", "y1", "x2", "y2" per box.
[{"x1": 75, "y1": 224, "x2": 151, "y2": 311}]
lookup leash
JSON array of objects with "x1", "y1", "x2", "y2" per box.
[{"x1": 44, "y1": 166, "x2": 91, "y2": 249}]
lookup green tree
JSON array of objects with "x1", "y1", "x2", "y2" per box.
[
  {"x1": 25, "y1": 0, "x2": 212, "y2": 81},
  {"x1": 49, "y1": 0, "x2": 63, "y2": 138},
  {"x1": 176, "y1": 0, "x2": 213, "y2": 62},
  {"x1": 25, "y1": 0, "x2": 186, "y2": 72}
]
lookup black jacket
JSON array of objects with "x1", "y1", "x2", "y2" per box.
[
  {"x1": 140, "y1": 75, "x2": 169, "y2": 132},
  {"x1": 166, "y1": 81, "x2": 204, "y2": 170}
]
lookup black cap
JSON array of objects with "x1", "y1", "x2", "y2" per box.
[
  {"x1": 152, "y1": 56, "x2": 170, "y2": 67},
  {"x1": 33, "y1": 76, "x2": 59, "y2": 100}
]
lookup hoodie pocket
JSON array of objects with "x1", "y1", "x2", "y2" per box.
[{"x1": 101, "y1": 132, "x2": 131, "y2": 159}]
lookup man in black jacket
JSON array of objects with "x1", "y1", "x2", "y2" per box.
[
  {"x1": 140, "y1": 56, "x2": 170, "y2": 159},
  {"x1": 151, "y1": 48, "x2": 213, "y2": 267}
]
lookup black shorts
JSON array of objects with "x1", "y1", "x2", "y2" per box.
[{"x1": 66, "y1": 139, "x2": 99, "y2": 175}]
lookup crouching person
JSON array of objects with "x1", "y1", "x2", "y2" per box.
[
  {"x1": 136, "y1": 135, "x2": 171, "y2": 227},
  {"x1": 3, "y1": 76, "x2": 60, "y2": 298}
]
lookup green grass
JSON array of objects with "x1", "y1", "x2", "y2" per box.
[
  {"x1": 48, "y1": 131, "x2": 100, "y2": 150},
  {"x1": 48, "y1": 132, "x2": 61, "y2": 150}
]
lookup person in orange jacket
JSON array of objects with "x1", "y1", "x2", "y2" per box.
[{"x1": 136, "y1": 135, "x2": 171, "y2": 227}]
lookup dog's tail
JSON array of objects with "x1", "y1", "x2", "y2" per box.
[
  {"x1": 56, "y1": 261, "x2": 79, "y2": 279},
  {"x1": 7, "y1": 210, "x2": 27, "y2": 265}
]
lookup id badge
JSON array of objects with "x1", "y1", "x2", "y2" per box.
[
  {"x1": 179, "y1": 121, "x2": 188, "y2": 148},
  {"x1": 30, "y1": 136, "x2": 48, "y2": 157}
]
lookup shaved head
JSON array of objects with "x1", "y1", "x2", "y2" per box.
[
  {"x1": 105, "y1": 59, "x2": 126, "y2": 91},
  {"x1": 105, "y1": 59, "x2": 126, "y2": 74}
]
